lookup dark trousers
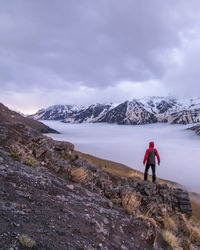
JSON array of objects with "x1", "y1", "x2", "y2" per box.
[{"x1": 144, "y1": 164, "x2": 156, "y2": 182}]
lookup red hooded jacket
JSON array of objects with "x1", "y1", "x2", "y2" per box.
[{"x1": 143, "y1": 141, "x2": 160, "y2": 165}]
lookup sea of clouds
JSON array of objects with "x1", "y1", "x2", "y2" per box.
[{"x1": 42, "y1": 121, "x2": 200, "y2": 193}]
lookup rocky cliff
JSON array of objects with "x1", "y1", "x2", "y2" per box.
[{"x1": 0, "y1": 103, "x2": 199, "y2": 250}]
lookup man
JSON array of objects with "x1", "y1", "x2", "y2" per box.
[{"x1": 143, "y1": 141, "x2": 160, "y2": 183}]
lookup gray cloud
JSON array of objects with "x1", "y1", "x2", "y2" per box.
[{"x1": 0, "y1": 0, "x2": 200, "y2": 112}]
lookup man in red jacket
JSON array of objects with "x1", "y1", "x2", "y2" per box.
[{"x1": 143, "y1": 141, "x2": 160, "y2": 183}]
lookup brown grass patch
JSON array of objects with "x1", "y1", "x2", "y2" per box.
[
  {"x1": 121, "y1": 190, "x2": 141, "y2": 214},
  {"x1": 181, "y1": 213, "x2": 200, "y2": 246},
  {"x1": 163, "y1": 215, "x2": 178, "y2": 232},
  {"x1": 181, "y1": 214, "x2": 192, "y2": 236},
  {"x1": 162, "y1": 230, "x2": 180, "y2": 249},
  {"x1": 147, "y1": 217, "x2": 158, "y2": 228},
  {"x1": 70, "y1": 167, "x2": 89, "y2": 183},
  {"x1": 142, "y1": 202, "x2": 158, "y2": 218},
  {"x1": 190, "y1": 225, "x2": 200, "y2": 246},
  {"x1": 190, "y1": 193, "x2": 200, "y2": 224},
  {"x1": 77, "y1": 151, "x2": 143, "y2": 178},
  {"x1": 137, "y1": 215, "x2": 158, "y2": 228}
]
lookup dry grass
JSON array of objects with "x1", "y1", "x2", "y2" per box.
[
  {"x1": 147, "y1": 217, "x2": 158, "y2": 228},
  {"x1": 121, "y1": 190, "x2": 141, "y2": 214},
  {"x1": 190, "y1": 225, "x2": 200, "y2": 246},
  {"x1": 181, "y1": 214, "x2": 192, "y2": 236},
  {"x1": 142, "y1": 202, "x2": 159, "y2": 219},
  {"x1": 77, "y1": 151, "x2": 143, "y2": 178},
  {"x1": 162, "y1": 230, "x2": 180, "y2": 249},
  {"x1": 180, "y1": 213, "x2": 200, "y2": 246},
  {"x1": 137, "y1": 215, "x2": 158, "y2": 228},
  {"x1": 136, "y1": 214, "x2": 146, "y2": 221},
  {"x1": 70, "y1": 167, "x2": 89, "y2": 183},
  {"x1": 163, "y1": 215, "x2": 178, "y2": 233},
  {"x1": 190, "y1": 193, "x2": 200, "y2": 224},
  {"x1": 111, "y1": 197, "x2": 121, "y2": 205}
]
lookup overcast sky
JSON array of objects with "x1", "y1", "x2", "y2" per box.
[{"x1": 1, "y1": 0, "x2": 200, "y2": 114}]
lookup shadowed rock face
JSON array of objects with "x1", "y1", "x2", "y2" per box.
[
  {"x1": 0, "y1": 103, "x2": 59, "y2": 134},
  {"x1": 0, "y1": 103, "x2": 195, "y2": 249},
  {"x1": 187, "y1": 124, "x2": 200, "y2": 136}
]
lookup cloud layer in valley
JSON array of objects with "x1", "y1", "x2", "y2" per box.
[
  {"x1": 1, "y1": 0, "x2": 200, "y2": 113},
  {"x1": 43, "y1": 121, "x2": 200, "y2": 193}
]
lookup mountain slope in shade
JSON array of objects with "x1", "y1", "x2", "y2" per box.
[
  {"x1": 0, "y1": 103, "x2": 58, "y2": 134},
  {"x1": 29, "y1": 96, "x2": 200, "y2": 125}
]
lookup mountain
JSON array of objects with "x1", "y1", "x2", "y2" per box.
[
  {"x1": 30, "y1": 104, "x2": 85, "y2": 120},
  {"x1": 1, "y1": 103, "x2": 199, "y2": 250},
  {"x1": 0, "y1": 103, "x2": 58, "y2": 134},
  {"x1": 29, "y1": 96, "x2": 200, "y2": 125},
  {"x1": 64, "y1": 103, "x2": 114, "y2": 123},
  {"x1": 29, "y1": 103, "x2": 115, "y2": 123},
  {"x1": 97, "y1": 100, "x2": 158, "y2": 125}
]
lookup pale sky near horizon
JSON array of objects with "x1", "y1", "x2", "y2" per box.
[{"x1": 1, "y1": 0, "x2": 200, "y2": 114}]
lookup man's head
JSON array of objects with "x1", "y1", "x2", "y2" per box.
[{"x1": 149, "y1": 141, "x2": 154, "y2": 148}]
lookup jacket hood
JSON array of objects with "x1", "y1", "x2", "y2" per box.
[{"x1": 149, "y1": 141, "x2": 154, "y2": 148}]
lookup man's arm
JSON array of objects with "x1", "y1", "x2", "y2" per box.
[
  {"x1": 155, "y1": 149, "x2": 160, "y2": 165},
  {"x1": 143, "y1": 149, "x2": 149, "y2": 165}
]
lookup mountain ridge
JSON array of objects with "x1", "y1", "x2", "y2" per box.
[
  {"x1": 0, "y1": 102, "x2": 59, "y2": 134},
  {"x1": 29, "y1": 96, "x2": 200, "y2": 125}
]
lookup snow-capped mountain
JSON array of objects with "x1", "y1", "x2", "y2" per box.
[
  {"x1": 97, "y1": 100, "x2": 158, "y2": 125},
  {"x1": 29, "y1": 103, "x2": 115, "y2": 123},
  {"x1": 29, "y1": 97, "x2": 200, "y2": 125},
  {"x1": 28, "y1": 105, "x2": 85, "y2": 120},
  {"x1": 64, "y1": 103, "x2": 114, "y2": 123}
]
